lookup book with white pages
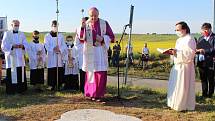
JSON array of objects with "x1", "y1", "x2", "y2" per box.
[{"x1": 157, "y1": 48, "x2": 174, "y2": 54}]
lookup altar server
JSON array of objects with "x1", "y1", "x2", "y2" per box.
[
  {"x1": 63, "y1": 35, "x2": 79, "y2": 90},
  {"x1": 1, "y1": 20, "x2": 28, "y2": 94},
  {"x1": 28, "y1": 30, "x2": 46, "y2": 91},
  {"x1": 44, "y1": 20, "x2": 67, "y2": 90}
]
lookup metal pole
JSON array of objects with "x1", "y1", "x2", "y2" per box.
[
  {"x1": 5, "y1": 16, "x2": 8, "y2": 31},
  {"x1": 56, "y1": 0, "x2": 59, "y2": 91},
  {"x1": 117, "y1": 25, "x2": 128, "y2": 98},
  {"x1": 125, "y1": 5, "x2": 134, "y2": 85},
  {"x1": 124, "y1": 30, "x2": 131, "y2": 85}
]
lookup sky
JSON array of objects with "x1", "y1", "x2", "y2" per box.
[{"x1": 0, "y1": 0, "x2": 213, "y2": 34}]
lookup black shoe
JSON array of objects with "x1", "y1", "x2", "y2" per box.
[
  {"x1": 180, "y1": 110, "x2": 188, "y2": 113},
  {"x1": 202, "y1": 94, "x2": 208, "y2": 98},
  {"x1": 208, "y1": 94, "x2": 213, "y2": 98},
  {"x1": 51, "y1": 87, "x2": 55, "y2": 91},
  {"x1": 35, "y1": 88, "x2": 43, "y2": 93}
]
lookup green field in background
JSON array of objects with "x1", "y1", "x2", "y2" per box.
[{"x1": 24, "y1": 32, "x2": 200, "y2": 54}]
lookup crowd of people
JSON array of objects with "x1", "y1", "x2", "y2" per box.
[
  {"x1": 0, "y1": 7, "x2": 214, "y2": 112},
  {"x1": 108, "y1": 41, "x2": 149, "y2": 69},
  {"x1": 0, "y1": 7, "x2": 115, "y2": 103}
]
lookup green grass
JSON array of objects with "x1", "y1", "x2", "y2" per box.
[
  {"x1": 0, "y1": 85, "x2": 214, "y2": 121},
  {"x1": 108, "y1": 60, "x2": 172, "y2": 80}
]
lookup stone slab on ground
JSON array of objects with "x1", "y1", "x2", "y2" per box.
[{"x1": 56, "y1": 109, "x2": 142, "y2": 121}]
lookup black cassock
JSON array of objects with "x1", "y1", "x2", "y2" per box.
[
  {"x1": 47, "y1": 67, "x2": 64, "y2": 90},
  {"x1": 30, "y1": 68, "x2": 44, "y2": 85},
  {"x1": 6, "y1": 67, "x2": 27, "y2": 94}
]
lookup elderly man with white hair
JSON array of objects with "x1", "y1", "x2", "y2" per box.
[
  {"x1": 1, "y1": 20, "x2": 28, "y2": 94},
  {"x1": 75, "y1": 7, "x2": 115, "y2": 102}
]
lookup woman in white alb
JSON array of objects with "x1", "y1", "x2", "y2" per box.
[{"x1": 167, "y1": 21, "x2": 196, "y2": 111}]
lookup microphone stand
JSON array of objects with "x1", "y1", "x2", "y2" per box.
[
  {"x1": 124, "y1": 5, "x2": 134, "y2": 85},
  {"x1": 117, "y1": 24, "x2": 129, "y2": 98},
  {"x1": 117, "y1": 5, "x2": 134, "y2": 98}
]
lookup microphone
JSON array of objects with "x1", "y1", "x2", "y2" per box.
[
  {"x1": 124, "y1": 24, "x2": 130, "y2": 27},
  {"x1": 129, "y1": 5, "x2": 134, "y2": 28}
]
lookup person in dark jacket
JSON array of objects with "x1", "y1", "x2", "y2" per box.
[
  {"x1": 107, "y1": 47, "x2": 112, "y2": 66},
  {"x1": 112, "y1": 41, "x2": 121, "y2": 67},
  {"x1": 196, "y1": 23, "x2": 215, "y2": 98}
]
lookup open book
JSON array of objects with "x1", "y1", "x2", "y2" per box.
[{"x1": 157, "y1": 48, "x2": 174, "y2": 54}]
